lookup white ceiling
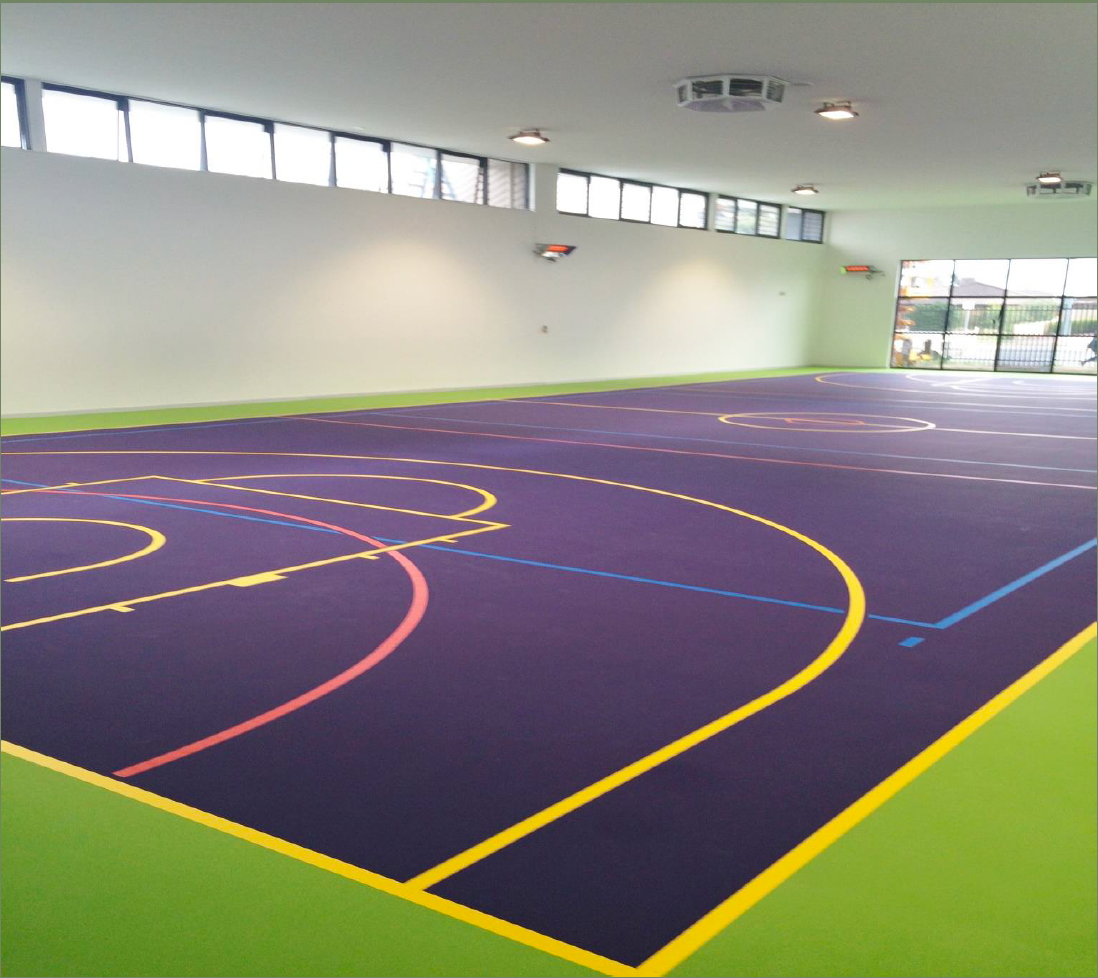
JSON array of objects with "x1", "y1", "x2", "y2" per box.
[{"x1": 2, "y1": 2, "x2": 1096, "y2": 210}]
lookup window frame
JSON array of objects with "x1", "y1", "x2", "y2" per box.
[
  {"x1": 333, "y1": 131, "x2": 392, "y2": 193},
  {"x1": 715, "y1": 195, "x2": 783, "y2": 238},
  {"x1": 272, "y1": 121, "x2": 337, "y2": 187},
  {"x1": 556, "y1": 168, "x2": 592, "y2": 215},
  {"x1": 41, "y1": 82, "x2": 132, "y2": 162},
  {"x1": 201, "y1": 110, "x2": 275, "y2": 179},
  {"x1": 785, "y1": 205, "x2": 826, "y2": 244},
  {"x1": 619, "y1": 179, "x2": 653, "y2": 224},
  {"x1": 389, "y1": 140, "x2": 443, "y2": 200},
  {"x1": 677, "y1": 189, "x2": 709, "y2": 230},
  {"x1": 16, "y1": 76, "x2": 529, "y2": 207},
  {"x1": 557, "y1": 167, "x2": 709, "y2": 230},
  {"x1": 485, "y1": 157, "x2": 530, "y2": 210},
  {"x1": 1, "y1": 75, "x2": 30, "y2": 149},
  {"x1": 439, "y1": 148, "x2": 488, "y2": 205},
  {"x1": 126, "y1": 97, "x2": 205, "y2": 172},
  {"x1": 891, "y1": 257, "x2": 1097, "y2": 374}
]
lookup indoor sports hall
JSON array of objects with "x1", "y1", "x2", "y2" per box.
[{"x1": 1, "y1": 5, "x2": 1095, "y2": 977}]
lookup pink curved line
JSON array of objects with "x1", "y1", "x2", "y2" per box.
[{"x1": 28, "y1": 488, "x2": 428, "y2": 778}]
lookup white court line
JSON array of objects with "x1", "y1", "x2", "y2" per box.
[
  {"x1": 669, "y1": 385, "x2": 1097, "y2": 416},
  {"x1": 827, "y1": 372, "x2": 1097, "y2": 401},
  {"x1": 937, "y1": 428, "x2": 1096, "y2": 440}
]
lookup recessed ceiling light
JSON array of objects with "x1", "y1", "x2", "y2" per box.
[
  {"x1": 1036, "y1": 171, "x2": 1063, "y2": 185},
  {"x1": 815, "y1": 101, "x2": 858, "y2": 120},
  {"x1": 792, "y1": 184, "x2": 819, "y2": 195},
  {"x1": 509, "y1": 129, "x2": 550, "y2": 146}
]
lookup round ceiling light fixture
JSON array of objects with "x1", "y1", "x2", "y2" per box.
[
  {"x1": 509, "y1": 129, "x2": 550, "y2": 146},
  {"x1": 815, "y1": 101, "x2": 858, "y2": 120},
  {"x1": 792, "y1": 184, "x2": 820, "y2": 195},
  {"x1": 1036, "y1": 171, "x2": 1063, "y2": 185}
]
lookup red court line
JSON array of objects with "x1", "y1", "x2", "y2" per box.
[
  {"x1": 22, "y1": 488, "x2": 429, "y2": 778},
  {"x1": 297, "y1": 417, "x2": 1096, "y2": 491}
]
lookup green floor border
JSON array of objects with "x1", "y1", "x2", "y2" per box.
[
  {"x1": 3, "y1": 639, "x2": 1093, "y2": 978},
  {"x1": 3, "y1": 364, "x2": 1090, "y2": 438},
  {"x1": 0, "y1": 365, "x2": 863, "y2": 436},
  {"x1": 2, "y1": 365, "x2": 1095, "y2": 976}
]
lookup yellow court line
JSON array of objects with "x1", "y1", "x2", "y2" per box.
[
  {"x1": 405, "y1": 532, "x2": 861, "y2": 889},
  {"x1": 635, "y1": 621, "x2": 1098, "y2": 976},
  {"x1": 191, "y1": 473, "x2": 499, "y2": 520},
  {"x1": 5, "y1": 447, "x2": 1085, "y2": 971},
  {"x1": 0, "y1": 474, "x2": 161, "y2": 495},
  {"x1": 0, "y1": 522, "x2": 505, "y2": 633},
  {"x1": 0, "y1": 741, "x2": 635, "y2": 978},
  {"x1": 2, "y1": 449, "x2": 862, "y2": 897},
  {"x1": 2, "y1": 518, "x2": 166, "y2": 582}
]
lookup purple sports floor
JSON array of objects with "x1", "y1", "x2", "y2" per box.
[{"x1": 3, "y1": 370, "x2": 1096, "y2": 968}]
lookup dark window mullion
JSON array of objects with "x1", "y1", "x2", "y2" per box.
[
  {"x1": 992, "y1": 260, "x2": 1010, "y2": 370},
  {"x1": 266, "y1": 121, "x2": 276, "y2": 180},
  {"x1": 1050, "y1": 293, "x2": 1067, "y2": 372},
  {"x1": 942, "y1": 260, "x2": 956, "y2": 369},
  {"x1": 120, "y1": 97, "x2": 133, "y2": 163},
  {"x1": 3, "y1": 76, "x2": 30, "y2": 149},
  {"x1": 198, "y1": 110, "x2": 209, "y2": 171}
]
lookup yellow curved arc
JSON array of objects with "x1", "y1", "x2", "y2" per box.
[
  {"x1": 198, "y1": 472, "x2": 497, "y2": 519},
  {"x1": 1, "y1": 517, "x2": 166, "y2": 583},
  {"x1": 717, "y1": 411, "x2": 936, "y2": 433},
  {"x1": 3, "y1": 449, "x2": 865, "y2": 888},
  {"x1": 403, "y1": 496, "x2": 865, "y2": 889}
]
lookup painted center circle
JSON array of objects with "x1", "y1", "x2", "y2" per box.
[{"x1": 718, "y1": 412, "x2": 936, "y2": 434}]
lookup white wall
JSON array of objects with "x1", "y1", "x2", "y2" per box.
[
  {"x1": 0, "y1": 150, "x2": 827, "y2": 415},
  {"x1": 814, "y1": 200, "x2": 1098, "y2": 367}
]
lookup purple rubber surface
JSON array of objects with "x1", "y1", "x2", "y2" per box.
[{"x1": 2, "y1": 371, "x2": 1096, "y2": 966}]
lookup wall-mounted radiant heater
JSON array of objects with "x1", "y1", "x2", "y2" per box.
[
  {"x1": 840, "y1": 264, "x2": 884, "y2": 280},
  {"x1": 535, "y1": 244, "x2": 577, "y2": 262}
]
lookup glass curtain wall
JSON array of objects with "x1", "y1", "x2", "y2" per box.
[{"x1": 892, "y1": 258, "x2": 1097, "y2": 374}]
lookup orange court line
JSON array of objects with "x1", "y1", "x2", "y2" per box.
[
  {"x1": 528, "y1": 399, "x2": 722, "y2": 417},
  {"x1": 1, "y1": 483, "x2": 505, "y2": 632}
]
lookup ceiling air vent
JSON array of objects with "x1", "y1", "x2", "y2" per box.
[
  {"x1": 676, "y1": 74, "x2": 788, "y2": 113},
  {"x1": 1026, "y1": 181, "x2": 1093, "y2": 199}
]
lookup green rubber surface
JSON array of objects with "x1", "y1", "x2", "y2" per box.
[{"x1": 0, "y1": 367, "x2": 835, "y2": 436}]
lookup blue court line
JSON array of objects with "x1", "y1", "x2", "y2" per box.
[
  {"x1": 7, "y1": 479, "x2": 1091, "y2": 634},
  {"x1": 0, "y1": 478, "x2": 340, "y2": 535},
  {"x1": 898, "y1": 636, "x2": 925, "y2": 648},
  {"x1": 0, "y1": 417, "x2": 284, "y2": 444},
  {"x1": 369, "y1": 536, "x2": 935, "y2": 628},
  {"x1": 932, "y1": 538, "x2": 1098, "y2": 628},
  {"x1": 370, "y1": 536, "x2": 1098, "y2": 631},
  {"x1": 1, "y1": 477, "x2": 932, "y2": 627},
  {"x1": 361, "y1": 411, "x2": 1096, "y2": 476}
]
